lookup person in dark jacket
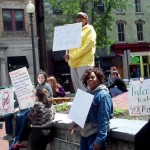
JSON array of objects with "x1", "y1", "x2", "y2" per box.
[{"x1": 108, "y1": 71, "x2": 128, "y2": 97}]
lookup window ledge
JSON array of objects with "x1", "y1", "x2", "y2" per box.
[
  {"x1": 116, "y1": 12, "x2": 125, "y2": 15},
  {"x1": 137, "y1": 41, "x2": 145, "y2": 43},
  {"x1": 135, "y1": 12, "x2": 144, "y2": 15},
  {"x1": 2, "y1": 31, "x2": 28, "y2": 36},
  {"x1": 118, "y1": 41, "x2": 126, "y2": 43}
]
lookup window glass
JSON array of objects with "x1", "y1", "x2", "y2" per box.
[
  {"x1": 117, "y1": 23, "x2": 125, "y2": 42},
  {"x1": 143, "y1": 56, "x2": 148, "y2": 63},
  {"x1": 3, "y1": 10, "x2": 12, "y2": 31},
  {"x1": 136, "y1": 22, "x2": 143, "y2": 41},
  {"x1": 135, "y1": 0, "x2": 142, "y2": 12},
  {"x1": 15, "y1": 10, "x2": 24, "y2": 31}
]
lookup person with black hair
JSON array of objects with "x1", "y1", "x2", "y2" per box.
[{"x1": 71, "y1": 67, "x2": 113, "y2": 150}]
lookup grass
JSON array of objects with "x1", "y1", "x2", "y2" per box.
[
  {"x1": 114, "y1": 108, "x2": 150, "y2": 120},
  {"x1": 55, "y1": 102, "x2": 150, "y2": 121}
]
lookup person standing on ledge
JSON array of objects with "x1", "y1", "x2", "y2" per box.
[{"x1": 64, "y1": 12, "x2": 97, "y2": 92}]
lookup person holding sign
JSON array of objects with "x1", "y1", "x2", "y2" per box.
[
  {"x1": 9, "y1": 71, "x2": 53, "y2": 149},
  {"x1": 64, "y1": 12, "x2": 96, "y2": 92},
  {"x1": 72, "y1": 67, "x2": 113, "y2": 150}
]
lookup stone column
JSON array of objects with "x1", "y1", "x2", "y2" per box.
[{"x1": 1, "y1": 58, "x2": 7, "y2": 86}]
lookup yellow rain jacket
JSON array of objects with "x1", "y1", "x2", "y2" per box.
[{"x1": 68, "y1": 24, "x2": 96, "y2": 68}]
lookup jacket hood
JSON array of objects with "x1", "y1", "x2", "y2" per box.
[{"x1": 88, "y1": 84, "x2": 109, "y2": 94}]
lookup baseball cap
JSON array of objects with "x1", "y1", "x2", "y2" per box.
[{"x1": 76, "y1": 12, "x2": 88, "y2": 20}]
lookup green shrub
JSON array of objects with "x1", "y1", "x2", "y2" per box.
[
  {"x1": 114, "y1": 108, "x2": 127, "y2": 117},
  {"x1": 55, "y1": 102, "x2": 69, "y2": 113}
]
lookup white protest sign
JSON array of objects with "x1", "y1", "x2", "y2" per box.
[
  {"x1": 68, "y1": 89, "x2": 94, "y2": 128},
  {"x1": 0, "y1": 88, "x2": 14, "y2": 115},
  {"x1": 9, "y1": 67, "x2": 36, "y2": 110},
  {"x1": 53, "y1": 22, "x2": 82, "y2": 51},
  {"x1": 129, "y1": 79, "x2": 150, "y2": 116}
]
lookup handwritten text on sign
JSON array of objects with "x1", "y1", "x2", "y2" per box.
[
  {"x1": 129, "y1": 79, "x2": 150, "y2": 116},
  {"x1": 0, "y1": 88, "x2": 14, "y2": 115},
  {"x1": 53, "y1": 22, "x2": 82, "y2": 51},
  {"x1": 9, "y1": 67, "x2": 35, "y2": 110}
]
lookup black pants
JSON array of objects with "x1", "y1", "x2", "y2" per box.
[
  {"x1": 135, "y1": 119, "x2": 150, "y2": 150},
  {"x1": 29, "y1": 128, "x2": 51, "y2": 150}
]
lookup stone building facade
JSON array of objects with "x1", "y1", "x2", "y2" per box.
[
  {"x1": 107, "y1": 0, "x2": 150, "y2": 79},
  {"x1": 0, "y1": 0, "x2": 39, "y2": 86}
]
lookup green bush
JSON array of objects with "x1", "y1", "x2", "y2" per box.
[
  {"x1": 55, "y1": 102, "x2": 69, "y2": 113},
  {"x1": 114, "y1": 108, "x2": 127, "y2": 117}
]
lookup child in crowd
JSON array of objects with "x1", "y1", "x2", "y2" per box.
[
  {"x1": 36, "y1": 72, "x2": 53, "y2": 97},
  {"x1": 47, "y1": 76, "x2": 65, "y2": 97},
  {"x1": 28, "y1": 88, "x2": 55, "y2": 150}
]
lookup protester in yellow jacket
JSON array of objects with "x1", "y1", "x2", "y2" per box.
[{"x1": 64, "y1": 12, "x2": 97, "y2": 92}]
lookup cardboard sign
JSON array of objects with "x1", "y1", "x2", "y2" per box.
[
  {"x1": 68, "y1": 89, "x2": 94, "y2": 128},
  {"x1": 0, "y1": 88, "x2": 14, "y2": 115},
  {"x1": 9, "y1": 67, "x2": 35, "y2": 110},
  {"x1": 129, "y1": 79, "x2": 150, "y2": 116},
  {"x1": 53, "y1": 22, "x2": 82, "y2": 51}
]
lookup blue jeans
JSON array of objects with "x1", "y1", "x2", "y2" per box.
[
  {"x1": 80, "y1": 133, "x2": 108, "y2": 150},
  {"x1": 4, "y1": 113, "x2": 14, "y2": 135},
  {"x1": 9, "y1": 108, "x2": 31, "y2": 150},
  {"x1": 110, "y1": 87, "x2": 123, "y2": 97}
]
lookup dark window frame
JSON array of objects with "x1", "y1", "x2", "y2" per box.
[
  {"x1": 2, "y1": 9, "x2": 25, "y2": 32},
  {"x1": 117, "y1": 22, "x2": 125, "y2": 42},
  {"x1": 135, "y1": 0, "x2": 142, "y2": 13},
  {"x1": 136, "y1": 22, "x2": 144, "y2": 41}
]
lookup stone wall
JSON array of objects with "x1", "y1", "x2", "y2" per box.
[{"x1": 47, "y1": 113, "x2": 147, "y2": 150}]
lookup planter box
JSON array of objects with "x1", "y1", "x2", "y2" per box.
[{"x1": 52, "y1": 97, "x2": 72, "y2": 104}]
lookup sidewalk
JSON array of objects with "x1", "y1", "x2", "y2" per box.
[
  {"x1": 112, "y1": 92, "x2": 128, "y2": 110},
  {"x1": 0, "y1": 122, "x2": 9, "y2": 150}
]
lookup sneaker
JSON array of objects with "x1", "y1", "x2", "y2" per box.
[{"x1": 2, "y1": 134, "x2": 14, "y2": 140}]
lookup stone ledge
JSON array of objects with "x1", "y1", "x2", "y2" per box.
[{"x1": 53, "y1": 113, "x2": 148, "y2": 142}]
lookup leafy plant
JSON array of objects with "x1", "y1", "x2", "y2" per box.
[
  {"x1": 114, "y1": 108, "x2": 127, "y2": 117},
  {"x1": 55, "y1": 102, "x2": 69, "y2": 113}
]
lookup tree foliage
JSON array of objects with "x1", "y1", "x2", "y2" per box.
[{"x1": 48, "y1": 0, "x2": 130, "y2": 49}]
